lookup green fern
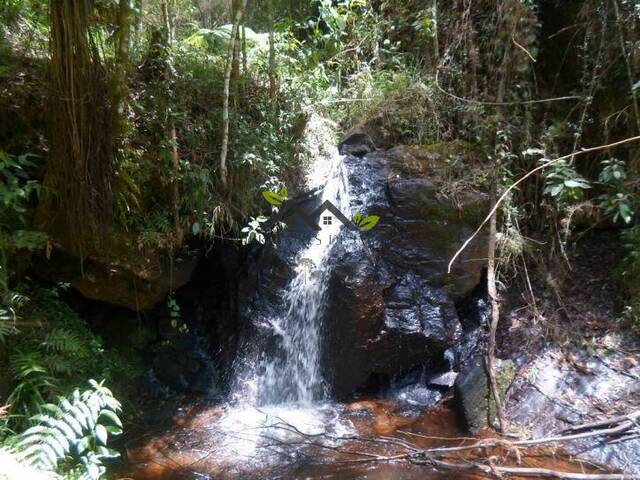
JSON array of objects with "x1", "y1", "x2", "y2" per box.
[
  {"x1": 42, "y1": 328, "x2": 82, "y2": 353},
  {"x1": 13, "y1": 380, "x2": 122, "y2": 480},
  {"x1": 0, "y1": 291, "x2": 27, "y2": 343},
  {"x1": 0, "y1": 305, "x2": 19, "y2": 342},
  {"x1": 8, "y1": 350, "x2": 55, "y2": 418}
]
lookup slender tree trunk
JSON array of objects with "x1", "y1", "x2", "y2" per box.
[
  {"x1": 241, "y1": 24, "x2": 248, "y2": 103},
  {"x1": 485, "y1": 182, "x2": 504, "y2": 432},
  {"x1": 268, "y1": 0, "x2": 277, "y2": 96},
  {"x1": 432, "y1": 0, "x2": 439, "y2": 68},
  {"x1": 484, "y1": 2, "x2": 518, "y2": 434},
  {"x1": 134, "y1": 0, "x2": 143, "y2": 49},
  {"x1": 160, "y1": 0, "x2": 181, "y2": 241},
  {"x1": 219, "y1": 0, "x2": 246, "y2": 188},
  {"x1": 161, "y1": 0, "x2": 171, "y2": 44},
  {"x1": 113, "y1": 0, "x2": 132, "y2": 138}
]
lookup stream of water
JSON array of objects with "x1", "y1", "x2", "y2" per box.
[
  {"x1": 230, "y1": 140, "x2": 351, "y2": 406},
  {"x1": 197, "y1": 121, "x2": 358, "y2": 469}
]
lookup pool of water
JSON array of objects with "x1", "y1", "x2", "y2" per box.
[{"x1": 117, "y1": 397, "x2": 602, "y2": 480}]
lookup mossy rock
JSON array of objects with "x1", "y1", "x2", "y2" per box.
[
  {"x1": 388, "y1": 140, "x2": 485, "y2": 181},
  {"x1": 454, "y1": 356, "x2": 516, "y2": 431}
]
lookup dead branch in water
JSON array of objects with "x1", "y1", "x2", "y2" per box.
[{"x1": 256, "y1": 409, "x2": 640, "y2": 479}]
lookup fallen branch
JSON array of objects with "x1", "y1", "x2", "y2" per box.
[
  {"x1": 414, "y1": 456, "x2": 636, "y2": 480},
  {"x1": 447, "y1": 135, "x2": 640, "y2": 273},
  {"x1": 254, "y1": 409, "x2": 640, "y2": 478}
]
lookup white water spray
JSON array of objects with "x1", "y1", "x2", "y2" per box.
[{"x1": 213, "y1": 117, "x2": 355, "y2": 464}]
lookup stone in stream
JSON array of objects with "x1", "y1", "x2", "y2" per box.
[
  {"x1": 428, "y1": 371, "x2": 459, "y2": 388},
  {"x1": 453, "y1": 356, "x2": 516, "y2": 431},
  {"x1": 338, "y1": 130, "x2": 377, "y2": 157}
]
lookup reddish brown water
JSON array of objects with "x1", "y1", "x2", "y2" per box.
[{"x1": 117, "y1": 397, "x2": 607, "y2": 480}]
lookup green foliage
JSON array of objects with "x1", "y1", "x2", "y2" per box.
[
  {"x1": 12, "y1": 380, "x2": 122, "y2": 480},
  {"x1": 241, "y1": 216, "x2": 270, "y2": 245},
  {"x1": 0, "y1": 291, "x2": 26, "y2": 343},
  {"x1": 0, "y1": 150, "x2": 47, "y2": 290},
  {"x1": 621, "y1": 226, "x2": 640, "y2": 335},
  {"x1": 597, "y1": 159, "x2": 634, "y2": 224},
  {"x1": 328, "y1": 67, "x2": 442, "y2": 145},
  {"x1": 1, "y1": 284, "x2": 133, "y2": 430},
  {"x1": 541, "y1": 159, "x2": 591, "y2": 205}
]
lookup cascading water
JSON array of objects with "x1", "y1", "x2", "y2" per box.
[
  {"x1": 242, "y1": 147, "x2": 351, "y2": 405},
  {"x1": 213, "y1": 117, "x2": 355, "y2": 464}
]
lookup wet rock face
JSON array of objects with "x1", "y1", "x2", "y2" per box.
[
  {"x1": 454, "y1": 356, "x2": 515, "y2": 431},
  {"x1": 505, "y1": 348, "x2": 640, "y2": 474},
  {"x1": 239, "y1": 141, "x2": 489, "y2": 399},
  {"x1": 322, "y1": 145, "x2": 489, "y2": 397}
]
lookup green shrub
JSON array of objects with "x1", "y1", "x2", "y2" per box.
[{"x1": 622, "y1": 225, "x2": 640, "y2": 335}]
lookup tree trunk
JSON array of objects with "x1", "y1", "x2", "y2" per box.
[
  {"x1": 159, "y1": 0, "x2": 181, "y2": 242},
  {"x1": 46, "y1": 0, "x2": 113, "y2": 247},
  {"x1": 241, "y1": 24, "x2": 248, "y2": 103},
  {"x1": 485, "y1": 182, "x2": 504, "y2": 432},
  {"x1": 484, "y1": 1, "x2": 518, "y2": 434},
  {"x1": 219, "y1": 0, "x2": 246, "y2": 188},
  {"x1": 268, "y1": 0, "x2": 277, "y2": 96},
  {"x1": 432, "y1": 0, "x2": 439, "y2": 68},
  {"x1": 134, "y1": 0, "x2": 144, "y2": 49},
  {"x1": 113, "y1": 0, "x2": 132, "y2": 138}
]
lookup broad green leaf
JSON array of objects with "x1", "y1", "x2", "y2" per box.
[
  {"x1": 359, "y1": 215, "x2": 380, "y2": 231},
  {"x1": 547, "y1": 184, "x2": 564, "y2": 197},
  {"x1": 262, "y1": 191, "x2": 285, "y2": 205},
  {"x1": 563, "y1": 179, "x2": 590, "y2": 189},
  {"x1": 95, "y1": 424, "x2": 108, "y2": 446},
  {"x1": 100, "y1": 410, "x2": 122, "y2": 428}
]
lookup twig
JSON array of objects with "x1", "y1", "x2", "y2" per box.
[
  {"x1": 447, "y1": 135, "x2": 640, "y2": 273},
  {"x1": 435, "y1": 70, "x2": 581, "y2": 106},
  {"x1": 512, "y1": 35, "x2": 536, "y2": 62},
  {"x1": 416, "y1": 456, "x2": 636, "y2": 479}
]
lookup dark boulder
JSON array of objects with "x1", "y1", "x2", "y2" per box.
[
  {"x1": 35, "y1": 232, "x2": 199, "y2": 311},
  {"x1": 338, "y1": 130, "x2": 377, "y2": 157},
  {"x1": 321, "y1": 143, "x2": 490, "y2": 397}
]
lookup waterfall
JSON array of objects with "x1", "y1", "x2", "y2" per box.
[
  {"x1": 231, "y1": 131, "x2": 352, "y2": 406},
  {"x1": 214, "y1": 118, "x2": 355, "y2": 464}
]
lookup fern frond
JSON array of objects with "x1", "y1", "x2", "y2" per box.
[
  {"x1": 10, "y1": 350, "x2": 48, "y2": 379},
  {"x1": 42, "y1": 328, "x2": 84, "y2": 355},
  {"x1": 14, "y1": 381, "x2": 122, "y2": 479}
]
